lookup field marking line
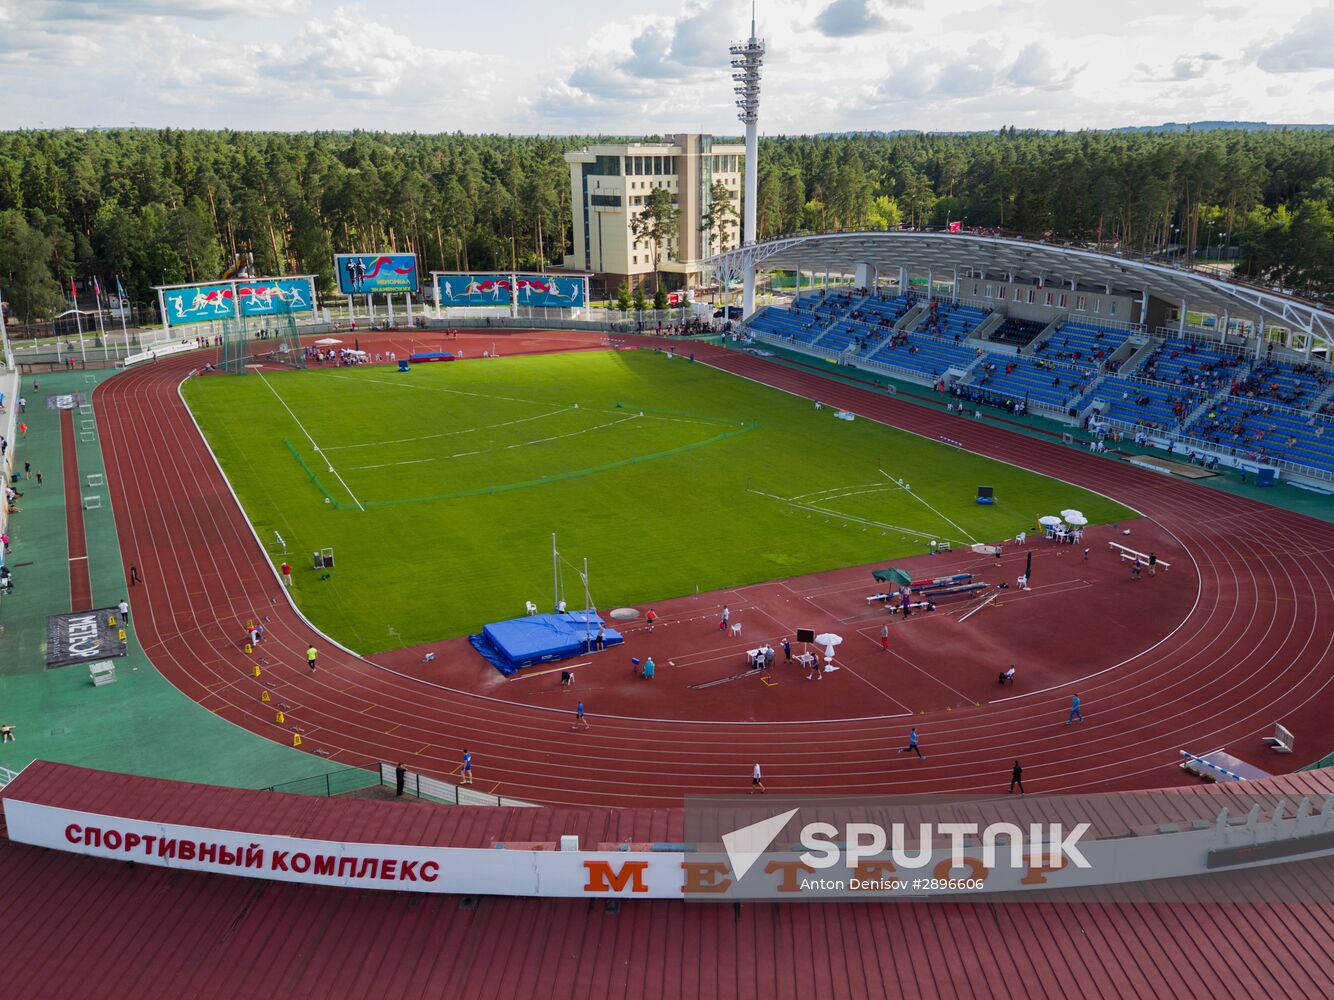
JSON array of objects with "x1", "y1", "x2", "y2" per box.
[
  {"x1": 323, "y1": 406, "x2": 574, "y2": 451},
  {"x1": 256, "y1": 371, "x2": 365, "y2": 512},
  {"x1": 747, "y1": 486, "x2": 964, "y2": 545},
  {"x1": 344, "y1": 414, "x2": 644, "y2": 472},
  {"x1": 877, "y1": 468, "x2": 979, "y2": 544},
  {"x1": 789, "y1": 482, "x2": 898, "y2": 502}
]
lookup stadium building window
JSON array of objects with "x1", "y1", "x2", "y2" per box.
[
  {"x1": 1059, "y1": 293, "x2": 1068, "y2": 307},
  {"x1": 1076, "y1": 295, "x2": 1086, "y2": 310}
]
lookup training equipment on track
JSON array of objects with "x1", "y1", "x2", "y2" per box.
[
  {"x1": 1263, "y1": 723, "x2": 1295, "y2": 754},
  {"x1": 1180, "y1": 748, "x2": 1272, "y2": 782}
]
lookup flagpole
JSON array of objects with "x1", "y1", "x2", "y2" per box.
[
  {"x1": 93, "y1": 280, "x2": 109, "y2": 361},
  {"x1": 71, "y1": 278, "x2": 86, "y2": 366},
  {"x1": 115, "y1": 276, "x2": 130, "y2": 357}
]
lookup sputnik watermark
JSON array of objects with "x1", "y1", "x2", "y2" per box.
[{"x1": 723, "y1": 810, "x2": 1091, "y2": 876}]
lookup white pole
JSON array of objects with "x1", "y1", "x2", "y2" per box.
[
  {"x1": 93, "y1": 286, "x2": 109, "y2": 360},
  {"x1": 387, "y1": 294, "x2": 395, "y2": 328},
  {"x1": 73, "y1": 290, "x2": 87, "y2": 366},
  {"x1": 346, "y1": 294, "x2": 353, "y2": 326},
  {"x1": 0, "y1": 285, "x2": 10, "y2": 370},
  {"x1": 117, "y1": 292, "x2": 129, "y2": 357},
  {"x1": 405, "y1": 293, "x2": 413, "y2": 328},
  {"x1": 552, "y1": 533, "x2": 559, "y2": 611}
]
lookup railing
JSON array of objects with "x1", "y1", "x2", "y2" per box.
[
  {"x1": 260, "y1": 767, "x2": 380, "y2": 797},
  {"x1": 379, "y1": 762, "x2": 538, "y2": 807},
  {"x1": 0, "y1": 764, "x2": 22, "y2": 788}
]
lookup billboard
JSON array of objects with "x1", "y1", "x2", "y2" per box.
[
  {"x1": 236, "y1": 277, "x2": 314, "y2": 317},
  {"x1": 436, "y1": 273, "x2": 585, "y2": 308},
  {"x1": 516, "y1": 274, "x2": 585, "y2": 307},
  {"x1": 436, "y1": 273, "x2": 511, "y2": 307},
  {"x1": 336, "y1": 253, "x2": 419, "y2": 295},
  {"x1": 161, "y1": 283, "x2": 236, "y2": 325}
]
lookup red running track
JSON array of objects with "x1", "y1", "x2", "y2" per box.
[
  {"x1": 58, "y1": 409, "x2": 92, "y2": 611},
  {"x1": 94, "y1": 335, "x2": 1334, "y2": 806}
]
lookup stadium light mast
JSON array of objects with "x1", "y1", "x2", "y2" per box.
[{"x1": 730, "y1": 3, "x2": 764, "y2": 318}]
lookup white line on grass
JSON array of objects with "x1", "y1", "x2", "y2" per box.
[
  {"x1": 747, "y1": 487, "x2": 963, "y2": 544},
  {"x1": 323, "y1": 406, "x2": 574, "y2": 451},
  {"x1": 878, "y1": 468, "x2": 978, "y2": 544},
  {"x1": 255, "y1": 371, "x2": 366, "y2": 512},
  {"x1": 344, "y1": 414, "x2": 643, "y2": 472}
]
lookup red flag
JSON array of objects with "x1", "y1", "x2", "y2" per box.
[
  {"x1": 93, "y1": 276, "x2": 103, "y2": 301},
  {"x1": 948, "y1": 221, "x2": 962, "y2": 233},
  {"x1": 71, "y1": 276, "x2": 78, "y2": 304}
]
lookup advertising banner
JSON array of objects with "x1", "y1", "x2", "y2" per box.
[
  {"x1": 436, "y1": 273, "x2": 585, "y2": 308},
  {"x1": 5, "y1": 793, "x2": 1334, "y2": 900},
  {"x1": 336, "y1": 254, "x2": 419, "y2": 295},
  {"x1": 236, "y1": 278, "x2": 314, "y2": 317},
  {"x1": 436, "y1": 273, "x2": 513, "y2": 307},
  {"x1": 45, "y1": 609, "x2": 128, "y2": 668},
  {"x1": 515, "y1": 274, "x2": 584, "y2": 307},
  {"x1": 161, "y1": 283, "x2": 236, "y2": 326}
]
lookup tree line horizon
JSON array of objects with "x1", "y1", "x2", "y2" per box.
[{"x1": 0, "y1": 126, "x2": 1330, "y2": 323}]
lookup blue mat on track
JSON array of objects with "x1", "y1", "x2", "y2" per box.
[{"x1": 468, "y1": 610, "x2": 623, "y2": 675}]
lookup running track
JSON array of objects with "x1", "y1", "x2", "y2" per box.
[{"x1": 94, "y1": 337, "x2": 1334, "y2": 806}]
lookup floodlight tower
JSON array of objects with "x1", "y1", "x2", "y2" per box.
[{"x1": 730, "y1": 3, "x2": 764, "y2": 318}]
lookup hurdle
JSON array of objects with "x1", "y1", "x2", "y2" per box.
[
  {"x1": 1263, "y1": 723, "x2": 1295, "y2": 754},
  {"x1": 82, "y1": 495, "x2": 101, "y2": 510},
  {"x1": 1109, "y1": 541, "x2": 1170, "y2": 571}
]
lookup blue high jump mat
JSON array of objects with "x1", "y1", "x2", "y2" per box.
[{"x1": 468, "y1": 610, "x2": 623, "y2": 676}]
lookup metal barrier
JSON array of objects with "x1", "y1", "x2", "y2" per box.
[
  {"x1": 0, "y1": 764, "x2": 21, "y2": 788},
  {"x1": 378, "y1": 762, "x2": 537, "y2": 807},
  {"x1": 260, "y1": 767, "x2": 379, "y2": 797}
]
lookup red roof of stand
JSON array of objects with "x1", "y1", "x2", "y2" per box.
[{"x1": 3, "y1": 761, "x2": 1333, "y2": 998}]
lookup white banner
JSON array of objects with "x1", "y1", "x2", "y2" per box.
[{"x1": 2, "y1": 800, "x2": 680, "y2": 897}]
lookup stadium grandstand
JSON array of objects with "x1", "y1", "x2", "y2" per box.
[{"x1": 724, "y1": 231, "x2": 1334, "y2": 485}]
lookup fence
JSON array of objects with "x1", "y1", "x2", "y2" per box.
[
  {"x1": 378, "y1": 762, "x2": 537, "y2": 807},
  {"x1": 260, "y1": 767, "x2": 379, "y2": 797},
  {"x1": 0, "y1": 764, "x2": 21, "y2": 788}
]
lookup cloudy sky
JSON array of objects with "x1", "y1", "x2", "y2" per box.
[{"x1": 2, "y1": 0, "x2": 1332, "y2": 133}]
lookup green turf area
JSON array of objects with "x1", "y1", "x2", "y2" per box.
[{"x1": 183, "y1": 350, "x2": 1134, "y2": 652}]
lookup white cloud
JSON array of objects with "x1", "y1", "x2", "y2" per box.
[
  {"x1": 1135, "y1": 52, "x2": 1224, "y2": 82},
  {"x1": 1252, "y1": 3, "x2": 1334, "y2": 72},
  {"x1": 31, "y1": 0, "x2": 308, "y2": 20},
  {"x1": 812, "y1": 0, "x2": 914, "y2": 38}
]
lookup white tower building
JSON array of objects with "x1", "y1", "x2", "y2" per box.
[{"x1": 730, "y1": 5, "x2": 764, "y2": 318}]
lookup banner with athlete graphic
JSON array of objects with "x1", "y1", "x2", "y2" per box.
[
  {"x1": 335, "y1": 253, "x2": 419, "y2": 295},
  {"x1": 435, "y1": 273, "x2": 585, "y2": 308},
  {"x1": 161, "y1": 282, "x2": 237, "y2": 325},
  {"x1": 236, "y1": 277, "x2": 315, "y2": 317}
]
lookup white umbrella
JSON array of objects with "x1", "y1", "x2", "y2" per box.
[
  {"x1": 1038, "y1": 515, "x2": 1063, "y2": 527},
  {"x1": 1065, "y1": 514, "x2": 1088, "y2": 527},
  {"x1": 814, "y1": 633, "x2": 843, "y2": 647},
  {"x1": 1060, "y1": 508, "x2": 1084, "y2": 521},
  {"x1": 314, "y1": 337, "x2": 342, "y2": 346}
]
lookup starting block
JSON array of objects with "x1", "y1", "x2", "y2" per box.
[{"x1": 1262, "y1": 723, "x2": 1294, "y2": 754}]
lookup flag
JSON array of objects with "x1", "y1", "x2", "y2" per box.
[
  {"x1": 70, "y1": 276, "x2": 78, "y2": 305},
  {"x1": 93, "y1": 276, "x2": 103, "y2": 302},
  {"x1": 115, "y1": 275, "x2": 127, "y2": 301},
  {"x1": 948, "y1": 221, "x2": 962, "y2": 233}
]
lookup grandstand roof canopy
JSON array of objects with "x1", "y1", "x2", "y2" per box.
[{"x1": 709, "y1": 232, "x2": 1334, "y2": 343}]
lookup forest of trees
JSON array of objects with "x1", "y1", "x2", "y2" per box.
[{"x1": 0, "y1": 127, "x2": 1331, "y2": 322}]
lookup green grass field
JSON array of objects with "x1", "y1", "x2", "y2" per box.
[{"x1": 183, "y1": 350, "x2": 1134, "y2": 652}]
